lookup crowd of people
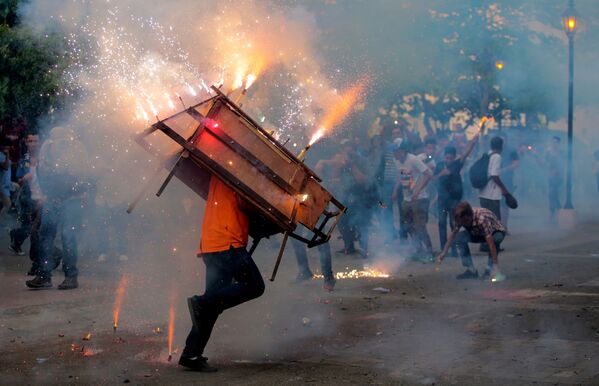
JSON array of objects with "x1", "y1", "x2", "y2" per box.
[
  {"x1": 301, "y1": 120, "x2": 577, "y2": 284},
  {"x1": 0, "y1": 116, "x2": 584, "y2": 290}
]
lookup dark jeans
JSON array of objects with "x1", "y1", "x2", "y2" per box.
[
  {"x1": 338, "y1": 202, "x2": 372, "y2": 253},
  {"x1": 457, "y1": 230, "x2": 505, "y2": 269},
  {"x1": 183, "y1": 246, "x2": 265, "y2": 357},
  {"x1": 479, "y1": 198, "x2": 501, "y2": 220},
  {"x1": 12, "y1": 197, "x2": 38, "y2": 248},
  {"x1": 438, "y1": 196, "x2": 459, "y2": 255},
  {"x1": 291, "y1": 238, "x2": 333, "y2": 280},
  {"x1": 38, "y1": 198, "x2": 83, "y2": 278},
  {"x1": 400, "y1": 198, "x2": 433, "y2": 254},
  {"x1": 548, "y1": 178, "x2": 561, "y2": 215}
]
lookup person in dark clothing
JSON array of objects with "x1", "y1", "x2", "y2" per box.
[
  {"x1": 26, "y1": 127, "x2": 90, "y2": 290},
  {"x1": 434, "y1": 132, "x2": 479, "y2": 257},
  {"x1": 182, "y1": 176, "x2": 265, "y2": 372}
]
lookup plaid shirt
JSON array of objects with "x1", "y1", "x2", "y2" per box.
[{"x1": 464, "y1": 208, "x2": 505, "y2": 238}]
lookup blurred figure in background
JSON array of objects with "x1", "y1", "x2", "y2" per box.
[
  {"x1": 0, "y1": 140, "x2": 12, "y2": 219},
  {"x1": 392, "y1": 139, "x2": 434, "y2": 261},
  {"x1": 377, "y1": 128, "x2": 403, "y2": 244},
  {"x1": 10, "y1": 134, "x2": 40, "y2": 259},
  {"x1": 499, "y1": 135, "x2": 520, "y2": 230},
  {"x1": 434, "y1": 132, "x2": 479, "y2": 257},
  {"x1": 26, "y1": 127, "x2": 91, "y2": 290},
  {"x1": 545, "y1": 136, "x2": 563, "y2": 221}
]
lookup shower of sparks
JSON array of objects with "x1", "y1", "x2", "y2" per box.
[
  {"x1": 315, "y1": 266, "x2": 390, "y2": 280},
  {"x1": 54, "y1": 1, "x2": 360, "y2": 168},
  {"x1": 307, "y1": 77, "x2": 369, "y2": 146}
]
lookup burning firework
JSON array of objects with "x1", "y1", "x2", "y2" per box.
[
  {"x1": 300, "y1": 78, "x2": 369, "y2": 159},
  {"x1": 167, "y1": 303, "x2": 175, "y2": 361},
  {"x1": 112, "y1": 274, "x2": 129, "y2": 332},
  {"x1": 315, "y1": 266, "x2": 390, "y2": 280}
]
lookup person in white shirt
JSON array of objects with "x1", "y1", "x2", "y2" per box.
[
  {"x1": 479, "y1": 136, "x2": 511, "y2": 220},
  {"x1": 391, "y1": 140, "x2": 434, "y2": 261}
]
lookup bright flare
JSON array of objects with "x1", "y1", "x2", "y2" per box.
[
  {"x1": 309, "y1": 78, "x2": 368, "y2": 146},
  {"x1": 112, "y1": 275, "x2": 129, "y2": 331},
  {"x1": 308, "y1": 128, "x2": 325, "y2": 146},
  {"x1": 168, "y1": 303, "x2": 175, "y2": 356},
  {"x1": 244, "y1": 73, "x2": 257, "y2": 90},
  {"x1": 567, "y1": 18, "x2": 576, "y2": 30}
]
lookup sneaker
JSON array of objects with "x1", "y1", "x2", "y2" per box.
[
  {"x1": 187, "y1": 297, "x2": 204, "y2": 330},
  {"x1": 118, "y1": 254, "x2": 128, "y2": 261},
  {"x1": 337, "y1": 248, "x2": 356, "y2": 255},
  {"x1": 58, "y1": 277, "x2": 78, "y2": 290},
  {"x1": 178, "y1": 355, "x2": 218, "y2": 372},
  {"x1": 456, "y1": 269, "x2": 479, "y2": 280},
  {"x1": 26, "y1": 276, "x2": 52, "y2": 289},
  {"x1": 97, "y1": 254, "x2": 107, "y2": 262},
  {"x1": 323, "y1": 277, "x2": 336, "y2": 292}
]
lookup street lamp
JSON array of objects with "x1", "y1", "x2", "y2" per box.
[{"x1": 562, "y1": 0, "x2": 577, "y2": 210}]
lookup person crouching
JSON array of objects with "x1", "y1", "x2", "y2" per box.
[{"x1": 436, "y1": 201, "x2": 506, "y2": 282}]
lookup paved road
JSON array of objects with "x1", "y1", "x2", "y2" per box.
[{"x1": 1, "y1": 210, "x2": 598, "y2": 385}]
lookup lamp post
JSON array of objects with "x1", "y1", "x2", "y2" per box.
[{"x1": 562, "y1": 0, "x2": 577, "y2": 210}]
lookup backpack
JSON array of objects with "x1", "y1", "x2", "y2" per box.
[{"x1": 469, "y1": 153, "x2": 490, "y2": 189}]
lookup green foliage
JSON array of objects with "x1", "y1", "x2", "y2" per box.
[{"x1": 0, "y1": 20, "x2": 70, "y2": 130}]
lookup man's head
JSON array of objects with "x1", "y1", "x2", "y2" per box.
[
  {"x1": 454, "y1": 201, "x2": 474, "y2": 227},
  {"x1": 490, "y1": 136, "x2": 503, "y2": 153},
  {"x1": 391, "y1": 128, "x2": 402, "y2": 141},
  {"x1": 26, "y1": 134, "x2": 39, "y2": 154},
  {"x1": 444, "y1": 145, "x2": 457, "y2": 164},
  {"x1": 423, "y1": 137, "x2": 437, "y2": 157},
  {"x1": 392, "y1": 139, "x2": 410, "y2": 163}
]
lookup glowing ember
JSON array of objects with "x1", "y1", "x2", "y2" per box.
[
  {"x1": 112, "y1": 275, "x2": 129, "y2": 331},
  {"x1": 315, "y1": 266, "x2": 390, "y2": 280}
]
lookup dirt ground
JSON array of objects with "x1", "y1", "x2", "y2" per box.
[{"x1": 1, "y1": 210, "x2": 599, "y2": 385}]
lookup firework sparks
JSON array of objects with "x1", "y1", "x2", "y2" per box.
[
  {"x1": 315, "y1": 266, "x2": 390, "y2": 280},
  {"x1": 308, "y1": 78, "x2": 369, "y2": 146},
  {"x1": 113, "y1": 274, "x2": 129, "y2": 332},
  {"x1": 167, "y1": 302, "x2": 175, "y2": 360}
]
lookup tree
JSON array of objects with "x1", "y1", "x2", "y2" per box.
[{"x1": 0, "y1": 0, "x2": 70, "y2": 130}]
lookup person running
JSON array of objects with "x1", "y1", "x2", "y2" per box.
[
  {"x1": 181, "y1": 175, "x2": 265, "y2": 372},
  {"x1": 436, "y1": 201, "x2": 506, "y2": 282}
]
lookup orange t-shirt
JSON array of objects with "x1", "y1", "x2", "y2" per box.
[{"x1": 198, "y1": 176, "x2": 249, "y2": 254}]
